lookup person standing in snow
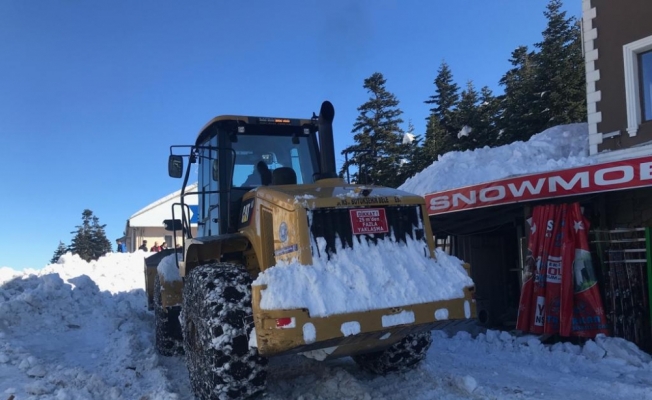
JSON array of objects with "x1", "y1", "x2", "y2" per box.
[
  {"x1": 139, "y1": 240, "x2": 148, "y2": 252},
  {"x1": 150, "y1": 241, "x2": 161, "y2": 252},
  {"x1": 160, "y1": 242, "x2": 168, "y2": 251},
  {"x1": 116, "y1": 239, "x2": 127, "y2": 253}
]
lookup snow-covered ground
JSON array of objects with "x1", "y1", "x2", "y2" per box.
[
  {"x1": 399, "y1": 123, "x2": 593, "y2": 196},
  {"x1": 2, "y1": 252, "x2": 652, "y2": 399}
]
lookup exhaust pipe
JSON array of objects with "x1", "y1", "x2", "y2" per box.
[{"x1": 318, "y1": 101, "x2": 337, "y2": 179}]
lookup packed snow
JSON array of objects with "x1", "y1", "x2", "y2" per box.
[
  {"x1": 399, "y1": 123, "x2": 593, "y2": 196},
  {"x1": 2, "y1": 251, "x2": 652, "y2": 399},
  {"x1": 252, "y1": 236, "x2": 474, "y2": 317}
]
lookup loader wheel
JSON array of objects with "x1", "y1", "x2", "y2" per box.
[
  {"x1": 182, "y1": 263, "x2": 267, "y2": 400},
  {"x1": 154, "y1": 274, "x2": 184, "y2": 356},
  {"x1": 352, "y1": 330, "x2": 432, "y2": 375}
]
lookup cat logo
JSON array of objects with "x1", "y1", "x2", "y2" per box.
[{"x1": 239, "y1": 198, "x2": 255, "y2": 228}]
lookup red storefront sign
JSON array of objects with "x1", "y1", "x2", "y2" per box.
[
  {"x1": 349, "y1": 208, "x2": 389, "y2": 235},
  {"x1": 425, "y1": 156, "x2": 652, "y2": 215}
]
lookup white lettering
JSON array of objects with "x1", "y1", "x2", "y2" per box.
[
  {"x1": 356, "y1": 210, "x2": 379, "y2": 217},
  {"x1": 547, "y1": 220, "x2": 554, "y2": 231},
  {"x1": 507, "y1": 178, "x2": 546, "y2": 197},
  {"x1": 640, "y1": 162, "x2": 652, "y2": 180},
  {"x1": 479, "y1": 186, "x2": 506, "y2": 202},
  {"x1": 595, "y1": 166, "x2": 634, "y2": 186},
  {"x1": 452, "y1": 191, "x2": 476, "y2": 207},
  {"x1": 430, "y1": 196, "x2": 450, "y2": 211},
  {"x1": 548, "y1": 172, "x2": 590, "y2": 192},
  {"x1": 546, "y1": 256, "x2": 562, "y2": 284}
]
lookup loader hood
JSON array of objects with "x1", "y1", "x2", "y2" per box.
[{"x1": 254, "y1": 178, "x2": 426, "y2": 211}]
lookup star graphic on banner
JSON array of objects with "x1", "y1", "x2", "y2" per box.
[
  {"x1": 573, "y1": 220, "x2": 584, "y2": 233},
  {"x1": 531, "y1": 223, "x2": 537, "y2": 235}
]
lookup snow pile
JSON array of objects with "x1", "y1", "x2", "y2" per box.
[
  {"x1": 0, "y1": 252, "x2": 179, "y2": 399},
  {"x1": 253, "y1": 236, "x2": 474, "y2": 317},
  {"x1": 399, "y1": 123, "x2": 592, "y2": 196},
  {"x1": 2, "y1": 248, "x2": 652, "y2": 399},
  {"x1": 423, "y1": 329, "x2": 652, "y2": 399},
  {"x1": 157, "y1": 252, "x2": 183, "y2": 282},
  {"x1": 10, "y1": 251, "x2": 153, "y2": 294}
]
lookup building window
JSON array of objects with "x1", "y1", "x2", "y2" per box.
[
  {"x1": 640, "y1": 50, "x2": 652, "y2": 122},
  {"x1": 624, "y1": 36, "x2": 652, "y2": 136}
]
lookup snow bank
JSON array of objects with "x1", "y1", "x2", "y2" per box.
[
  {"x1": 0, "y1": 251, "x2": 178, "y2": 399},
  {"x1": 3, "y1": 248, "x2": 652, "y2": 399},
  {"x1": 399, "y1": 123, "x2": 592, "y2": 196},
  {"x1": 253, "y1": 236, "x2": 474, "y2": 317}
]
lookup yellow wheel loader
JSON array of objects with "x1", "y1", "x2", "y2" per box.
[{"x1": 144, "y1": 101, "x2": 476, "y2": 400}]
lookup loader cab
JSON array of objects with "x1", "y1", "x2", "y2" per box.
[{"x1": 174, "y1": 115, "x2": 322, "y2": 238}]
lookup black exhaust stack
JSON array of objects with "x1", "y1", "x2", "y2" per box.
[{"x1": 318, "y1": 100, "x2": 337, "y2": 179}]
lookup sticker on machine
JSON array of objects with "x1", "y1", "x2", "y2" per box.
[{"x1": 349, "y1": 208, "x2": 389, "y2": 235}]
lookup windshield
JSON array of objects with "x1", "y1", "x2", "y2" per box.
[{"x1": 231, "y1": 133, "x2": 317, "y2": 187}]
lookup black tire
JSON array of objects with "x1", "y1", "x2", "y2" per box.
[
  {"x1": 182, "y1": 263, "x2": 267, "y2": 400},
  {"x1": 352, "y1": 331, "x2": 433, "y2": 375},
  {"x1": 154, "y1": 274, "x2": 184, "y2": 356}
]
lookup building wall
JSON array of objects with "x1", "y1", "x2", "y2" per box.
[
  {"x1": 591, "y1": 0, "x2": 652, "y2": 153},
  {"x1": 603, "y1": 187, "x2": 652, "y2": 228},
  {"x1": 126, "y1": 226, "x2": 198, "y2": 252}
]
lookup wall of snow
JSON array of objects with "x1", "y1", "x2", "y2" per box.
[{"x1": 252, "y1": 236, "x2": 474, "y2": 317}]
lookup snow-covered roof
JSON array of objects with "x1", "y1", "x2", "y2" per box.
[
  {"x1": 399, "y1": 123, "x2": 593, "y2": 197},
  {"x1": 129, "y1": 182, "x2": 198, "y2": 228}
]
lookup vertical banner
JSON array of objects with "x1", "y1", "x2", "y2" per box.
[
  {"x1": 561, "y1": 203, "x2": 610, "y2": 337},
  {"x1": 542, "y1": 204, "x2": 567, "y2": 335},
  {"x1": 530, "y1": 205, "x2": 553, "y2": 334},
  {"x1": 517, "y1": 202, "x2": 609, "y2": 338},
  {"x1": 516, "y1": 205, "x2": 544, "y2": 331}
]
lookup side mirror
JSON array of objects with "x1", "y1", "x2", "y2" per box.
[
  {"x1": 168, "y1": 155, "x2": 183, "y2": 178},
  {"x1": 163, "y1": 219, "x2": 183, "y2": 231},
  {"x1": 212, "y1": 160, "x2": 219, "y2": 181}
]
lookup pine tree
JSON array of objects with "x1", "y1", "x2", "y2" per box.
[
  {"x1": 532, "y1": 0, "x2": 587, "y2": 131},
  {"x1": 498, "y1": 45, "x2": 539, "y2": 144},
  {"x1": 50, "y1": 241, "x2": 68, "y2": 264},
  {"x1": 425, "y1": 61, "x2": 461, "y2": 135},
  {"x1": 476, "y1": 86, "x2": 502, "y2": 148},
  {"x1": 340, "y1": 72, "x2": 405, "y2": 188},
  {"x1": 70, "y1": 209, "x2": 111, "y2": 262},
  {"x1": 414, "y1": 114, "x2": 451, "y2": 173},
  {"x1": 90, "y1": 215, "x2": 112, "y2": 258},
  {"x1": 399, "y1": 120, "x2": 424, "y2": 182},
  {"x1": 454, "y1": 81, "x2": 481, "y2": 151}
]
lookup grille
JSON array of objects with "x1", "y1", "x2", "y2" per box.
[{"x1": 309, "y1": 206, "x2": 425, "y2": 257}]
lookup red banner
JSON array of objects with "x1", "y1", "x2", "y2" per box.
[
  {"x1": 516, "y1": 202, "x2": 609, "y2": 338},
  {"x1": 426, "y1": 156, "x2": 652, "y2": 216}
]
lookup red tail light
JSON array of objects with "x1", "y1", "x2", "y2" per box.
[{"x1": 275, "y1": 317, "x2": 296, "y2": 329}]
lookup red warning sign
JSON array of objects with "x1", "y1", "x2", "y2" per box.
[{"x1": 349, "y1": 208, "x2": 389, "y2": 235}]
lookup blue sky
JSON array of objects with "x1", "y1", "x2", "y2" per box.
[{"x1": 0, "y1": 0, "x2": 581, "y2": 269}]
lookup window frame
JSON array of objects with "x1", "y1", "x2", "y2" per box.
[
  {"x1": 623, "y1": 35, "x2": 652, "y2": 136},
  {"x1": 638, "y1": 50, "x2": 652, "y2": 123}
]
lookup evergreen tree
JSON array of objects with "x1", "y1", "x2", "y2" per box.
[
  {"x1": 340, "y1": 72, "x2": 405, "y2": 188},
  {"x1": 498, "y1": 45, "x2": 539, "y2": 144},
  {"x1": 399, "y1": 120, "x2": 424, "y2": 182},
  {"x1": 50, "y1": 241, "x2": 68, "y2": 264},
  {"x1": 476, "y1": 86, "x2": 502, "y2": 148},
  {"x1": 454, "y1": 81, "x2": 481, "y2": 151},
  {"x1": 70, "y1": 209, "x2": 111, "y2": 262},
  {"x1": 90, "y1": 214, "x2": 112, "y2": 258},
  {"x1": 425, "y1": 61, "x2": 460, "y2": 135},
  {"x1": 532, "y1": 0, "x2": 587, "y2": 131}
]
